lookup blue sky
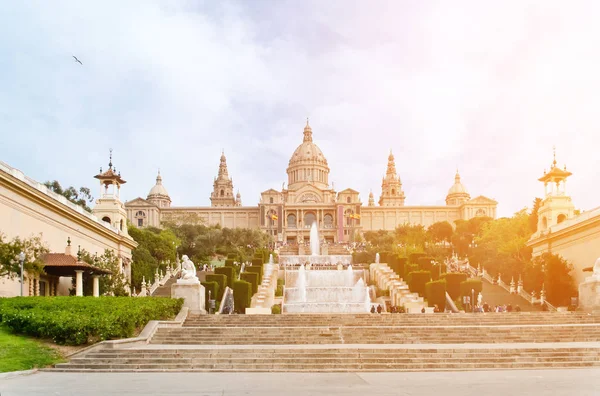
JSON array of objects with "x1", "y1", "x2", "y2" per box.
[{"x1": 1, "y1": 1, "x2": 600, "y2": 217}]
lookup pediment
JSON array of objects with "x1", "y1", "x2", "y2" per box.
[
  {"x1": 261, "y1": 188, "x2": 281, "y2": 195},
  {"x1": 125, "y1": 197, "x2": 156, "y2": 207},
  {"x1": 466, "y1": 195, "x2": 498, "y2": 205},
  {"x1": 338, "y1": 188, "x2": 360, "y2": 194}
]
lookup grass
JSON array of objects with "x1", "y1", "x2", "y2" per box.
[{"x1": 0, "y1": 325, "x2": 64, "y2": 372}]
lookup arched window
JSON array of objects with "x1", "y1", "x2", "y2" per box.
[
  {"x1": 324, "y1": 214, "x2": 333, "y2": 226},
  {"x1": 220, "y1": 189, "x2": 224, "y2": 197},
  {"x1": 270, "y1": 197, "x2": 274, "y2": 204},
  {"x1": 304, "y1": 212, "x2": 316, "y2": 227},
  {"x1": 120, "y1": 219, "x2": 124, "y2": 231},
  {"x1": 541, "y1": 217, "x2": 548, "y2": 230},
  {"x1": 102, "y1": 216, "x2": 111, "y2": 224},
  {"x1": 475, "y1": 208, "x2": 486, "y2": 217},
  {"x1": 135, "y1": 211, "x2": 146, "y2": 217},
  {"x1": 346, "y1": 197, "x2": 351, "y2": 203},
  {"x1": 391, "y1": 189, "x2": 395, "y2": 195},
  {"x1": 287, "y1": 214, "x2": 297, "y2": 228},
  {"x1": 344, "y1": 209, "x2": 354, "y2": 226},
  {"x1": 557, "y1": 214, "x2": 567, "y2": 224}
]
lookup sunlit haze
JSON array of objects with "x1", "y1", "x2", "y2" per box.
[{"x1": 2, "y1": 1, "x2": 599, "y2": 217}]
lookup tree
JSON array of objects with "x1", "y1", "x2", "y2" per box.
[
  {"x1": 79, "y1": 248, "x2": 129, "y2": 296},
  {"x1": 363, "y1": 230, "x2": 394, "y2": 248},
  {"x1": 529, "y1": 197, "x2": 543, "y2": 233},
  {"x1": 0, "y1": 233, "x2": 48, "y2": 278},
  {"x1": 537, "y1": 253, "x2": 577, "y2": 306},
  {"x1": 44, "y1": 180, "x2": 94, "y2": 212},
  {"x1": 427, "y1": 221, "x2": 453, "y2": 243},
  {"x1": 395, "y1": 224, "x2": 428, "y2": 249}
]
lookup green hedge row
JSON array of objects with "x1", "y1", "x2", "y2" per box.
[
  {"x1": 233, "y1": 280, "x2": 252, "y2": 314},
  {"x1": 409, "y1": 253, "x2": 427, "y2": 265},
  {"x1": 441, "y1": 273, "x2": 468, "y2": 300},
  {"x1": 407, "y1": 270, "x2": 431, "y2": 296},
  {"x1": 205, "y1": 274, "x2": 227, "y2": 301},
  {"x1": 245, "y1": 266, "x2": 263, "y2": 284},
  {"x1": 215, "y1": 266, "x2": 235, "y2": 288},
  {"x1": 240, "y1": 272, "x2": 259, "y2": 294},
  {"x1": 201, "y1": 281, "x2": 219, "y2": 303},
  {"x1": 0, "y1": 297, "x2": 183, "y2": 345},
  {"x1": 460, "y1": 279, "x2": 483, "y2": 298},
  {"x1": 425, "y1": 280, "x2": 446, "y2": 309}
]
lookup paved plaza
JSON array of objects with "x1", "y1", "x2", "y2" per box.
[{"x1": 1, "y1": 369, "x2": 599, "y2": 396}]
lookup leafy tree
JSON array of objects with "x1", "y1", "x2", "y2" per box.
[
  {"x1": 44, "y1": 180, "x2": 94, "y2": 212},
  {"x1": 529, "y1": 197, "x2": 543, "y2": 233},
  {"x1": 427, "y1": 221, "x2": 453, "y2": 243},
  {"x1": 79, "y1": 248, "x2": 129, "y2": 296},
  {"x1": 536, "y1": 253, "x2": 577, "y2": 306},
  {"x1": 395, "y1": 224, "x2": 428, "y2": 249},
  {"x1": 0, "y1": 233, "x2": 48, "y2": 278},
  {"x1": 363, "y1": 230, "x2": 394, "y2": 248}
]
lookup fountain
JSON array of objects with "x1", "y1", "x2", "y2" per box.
[
  {"x1": 375, "y1": 252, "x2": 380, "y2": 264},
  {"x1": 279, "y1": 222, "x2": 352, "y2": 266},
  {"x1": 269, "y1": 254, "x2": 274, "y2": 264},
  {"x1": 281, "y1": 222, "x2": 372, "y2": 313}
]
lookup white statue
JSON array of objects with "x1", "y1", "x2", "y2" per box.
[
  {"x1": 477, "y1": 292, "x2": 483, "y2": 307},
  {"x1": 179, "y1": 255, "x2": 198, "y2": 282}
]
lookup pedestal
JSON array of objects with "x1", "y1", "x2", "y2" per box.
[
  {"x1": 579, "y1": 278, "x2": 600, "y2": 310},
  {"x1": 171, "y1": 280, "x2": 206, "y2": 314}
]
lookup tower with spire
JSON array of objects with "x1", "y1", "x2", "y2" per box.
[
  {"x1": 368, "y1": 190, "x2": 375, "y2": 207},
  {"x1": 92, "y1": 149, "x2": 129, "y2": 235},
  {"x1": 536, "y1": 147, "x2": 575, "y2": 232},
  {"x1": 379, "y1": 150, "x2": 405, "y2": 206},
  {"x1": 210, "y1": 150, "x2": 237, "y2": 207},
  {"x1": 446, "y1": 169, "x2": 470, "y2": 206},
  {"x1": 147, "y1": 170, "x2": 171, "y2": 208}
]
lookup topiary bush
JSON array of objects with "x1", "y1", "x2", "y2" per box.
[
  {"x1": 251, "y1": 258, "x2": 263, "y2": 267},
  {"x1": 460, "y1": 279, "x2": 483, "y2": 299},
  {"x1": 240, "y1": 272, "x2": 259, "y2": 294},
  {"x1": 407, "y1": 270, "x2": 431, "y2": 296},
  {"x1": 224, "y1": 259, "x2": 235, "y2": 267},
  {"x1": 405, "y1": 264, "x2": 419, "y2": 278},
  {"x1": 233, "y1": 280, "x2": 252, "y2": 314},
  {"x1": 441, "y1": 273, "x2": 468, "y2": 300},
  {"x1": 215, "y1": 266, "x2": 235, "y2": 289},
  {"x1": 409, "y1": 252, "x2": 427, "y2": 265},
  {"x1": 275, "y1": 278, "x2": 284, "y2": 297},
  {"x1": 0, "y1": 296, "x2": 182, "y2": 345},
  {"x1": 271, "y1": 304, "x2": 281, "y2": 314},
  {"x1": 425, "y1": 280, "x2": 446, "y2": 309},
  {"x1": 418, "y1": 257, "x2": 435, "y2": 272},
  {"x1": 205, "y1": 274, "x2": 227, "y2": 301},
  {"x1": 201, "y1": 281, "x2": 219, "y2": 304},
  {"x1": 245, "y1": 266, "x2": 263, "y2": 284}
]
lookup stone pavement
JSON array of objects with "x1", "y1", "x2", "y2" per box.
[{"x1": 1, "y1": 369, "x2": 599, "y2": 395}]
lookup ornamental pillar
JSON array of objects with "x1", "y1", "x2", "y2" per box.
[
  {"x1": 92, "y1": 275, "x2": 101, "y2": 297},
  {"x1": 75, "y1": 270, "x2": 84, "y2": 296}
]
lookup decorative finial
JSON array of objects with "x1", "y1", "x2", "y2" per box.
[
  {"x1": 306, "y1": 117, "x2": 309, "y2": 126},
  {"x1": 77, "y1": 245, "x2": 81, "y2": 260},
  {"x1": 67, "y1": 237, "x2": 71, "y2": 246},
  {"x1": 109, "y1": 148, "x2": 113, "y2": 169},
  {"x1": 99, "y1": 167, "x2": 102, "y2": 173},
  {"x1": 552, "y1": 145, "x2": 557, "y2": 167}
]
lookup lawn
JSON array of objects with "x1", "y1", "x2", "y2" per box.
[{"x1": 0, "y1": 325, "x2": 63, "y2": 372}]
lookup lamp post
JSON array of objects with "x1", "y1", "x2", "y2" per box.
[
  {"x1": 471, "y1": 288, "x2": 475, "y2": 313},
  {"x1": 18, "y1": 251, "x2": 25, "y2": 296}
]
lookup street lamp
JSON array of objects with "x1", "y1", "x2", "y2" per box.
[
  {"x1": 471, "y1": 288, "x2": 475, "y2": 313},
  {"x1": 18, "y1": 251, "x2": 25, "y2": 296}
]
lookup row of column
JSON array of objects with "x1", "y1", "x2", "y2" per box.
[{"x1": 74, "y1": 271, "x2": 101, "y2": 297}]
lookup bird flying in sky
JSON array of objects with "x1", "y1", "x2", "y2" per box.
[{"x1": 72, "y1": 56, "x2": 82, "y2": 65}]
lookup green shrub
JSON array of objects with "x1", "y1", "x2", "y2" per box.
[
  {"x1": 0, "y1": 296, "x2": 182, "y2": 345},
  {"x1": 240, "y1": 272, "x2": 259, "y2": 294},
  {"x1": 201, "y1": 281, "x2": 219, "y2": 303},
  {"x1": 245, "y1": 266, "x2": 263, "y2": 284},
  {"x1": 418, "y1": 257, "x2": 435, "y2": 272},
  {"x1": 460, "y1": 279, "x2": 483, "y2": 299},
  {"x1": 252, "y1": 257, "x2": 264, "y2": 267},
  {"x1": 405, "y1": 264, "x2": 419, "y2": 279},
  {"x1": 227, "y1": 253, "x2": 237, "y2": 259},
  {"x1": 407, "y1": 271, "x2": 431, "y2": 296},
  {"x1": 224, "y1": 259, "x2": 235, "y2": 267},
  {"x1": 409, "y1": 252, "x2": 427, "y2": 265},
  {"x1": 205, "y1": 274, "x2": 227, "y2": 300},
  {"x1": 271, "y1": 304, "x2": 281, "y2": 314},
  {"x1": 233, "y1": 280, "x2": 252, "y2": 314},
  {"x1": 441, "y1": 273, "x2": 468, "y2": 300},
  {"x1": 352, "y1": 251, "x2": 376, "y2": 264},
  {"x1": 215, "y1": 266, "x2": 235, "y2": 289},
  {"x1": 431, "y1": 264, "x2": 447, "y2": 281},
  {"x1": 425, "y1": 280, "x2": 446, "y2": 309},
  {"x1": 275, "y1": 284, "x2": 283, "y2": 297}
]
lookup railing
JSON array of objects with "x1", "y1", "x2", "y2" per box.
[{"x1": 134, "y1": 265, "x2": 179, "y2": 297}]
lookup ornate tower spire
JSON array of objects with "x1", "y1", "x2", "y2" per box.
[
  {"x1": 446, "y1": 168, "x2": 470, "y2": 206},
  {"x1": 379, "y1": 149, "x2": 405, "y2": 206},
  {"x1": 368, "y1": 190, "x2": 375, "y2": 207},
  {"x1": 211, "y1": 150, "x2": 236, "y2": 207},
  {"x1": 303, "y1": 118, "x2": 313, "y2": 142},
  {"x1": 147, "y1": 168, "x2": 171, "y2": 208}
]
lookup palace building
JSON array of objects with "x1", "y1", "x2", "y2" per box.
[{"x1": 125, "y1": 121, "x2": 498, "y2": 243}]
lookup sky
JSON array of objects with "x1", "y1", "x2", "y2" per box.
[{"x1": 1, "y1": 0, "x2": 600, "y2": 218}]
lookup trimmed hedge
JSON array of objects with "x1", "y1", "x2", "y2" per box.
[
  {"x1": 407, "y1": 270, "x2": 431, "y2": 296},
  {"x1": 240, "y1": 272, "x2": 259, "y2": 294},
  {"x1": 441, "y1": 273, "x2": 468, "y2": 300},
  {"x1": 205, "y1": 274, "x2": 227, "y2": 301},
  {"x1": 353, "y1": 251, "x2": 375, "y2": 264},
  {"x1": 224, "y1": 259, "x2": 235, "y2": 267},
  {"x1": 251, "y1": 258, "x2": 263, "y2": 267},
  {"x1": 245, "y1": 266, "x2": 263, "y2": 284},
  {"x1": 409, "y1": 252, "x2": 427, "y2": 265},
  {"x1": 425, "y1": 280, "x2": 446, "y2": 309},
  {"x1": 0, "y1": 296, "x2": 183, "y2": 345},
  {"x1": 460, "y1": 279, "x2": 483, "y2": 298},
  {"x1": 271, "y1": 304, "x2": 281, "y2": 314},
  {"x1": 405, "y1": 264, "x2": 419, "y2": 278},
  {"x1": 227, "y1": 253, "x2": 237, "y2": 259},
  {"x1": 418, "y1": 257, "x2": 435, "y2": 272},
  {"x1": 215, "y1": 266, "x2": 235, "y2": 289},
  {"x1": 233, "y1": 280, "x2": 252, "y2": 314},
  {"x1": 275, "y1": 278, "x2": 284, "y2": 297},
  {"x1": 201, "y1": 281, "x2": 219, "y2": 304},
  {"x1": 431, "y1": 264, "x2": 447, "y2": 281}
]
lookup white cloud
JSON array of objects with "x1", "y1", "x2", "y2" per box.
[{"x1": 1, "y1": 0, "x2": 599, "y2": 217}]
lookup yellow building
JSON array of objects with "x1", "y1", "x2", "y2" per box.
[
  {"x1": 527, "y1": 151, "x2": 600, "y2": 286},
  {"x1": 126, "y1": 121, "x2": 497, "y2": 243},
  {"x1": 0, "y1": 154, "x2": 137, "y2": 297}
]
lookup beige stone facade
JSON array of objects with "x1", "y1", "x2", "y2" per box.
[
  {"x1": 527, "y1": 151, "x2": 600, "y2": 286},
  {"x1": 126, "y1": 121, "x2": 497, "y2": 242},
  {"x1": 0, "y1": 157, "x2": 137, "y2": 297}
]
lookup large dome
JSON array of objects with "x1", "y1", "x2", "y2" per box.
[
  {"x1": 147, "y1": 171, "x2": 170, "y2": 199},
  {"x1": 286, "y1": 121, "x2": 330, "y2": 190},
  {"x1": 447, "y1": 171, "x2": 468, "y2": 195}
]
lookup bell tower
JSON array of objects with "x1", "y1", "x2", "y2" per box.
[
  {"x1": 536, "y1": 147, "x2": 575, "y2": 232},
  {"x1": 92, "y1": 149, "x2": 129, "y2": 235},
  {"x1": 210, "y1": 150, "x2": 236, "y2": 207},
  {"x1": 379, "y1": 150, "x2": 405, "y2": 206}
]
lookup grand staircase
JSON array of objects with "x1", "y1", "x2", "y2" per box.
[{"x1": 51, "y1": 312, "x2": 600, "y2": 372}]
